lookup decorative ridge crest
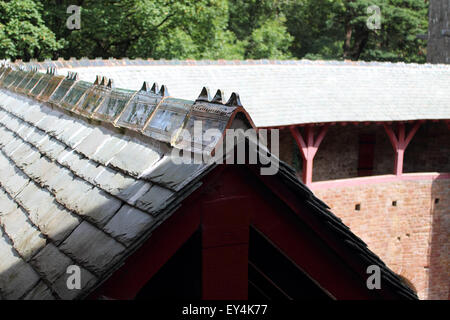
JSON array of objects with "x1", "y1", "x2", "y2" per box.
[
  {"x1": 195, "y1": 87, "x2": 242, "y2": 107},
  {"x1": 0, "y1": 67, "x2": 255, "y2": 153}
]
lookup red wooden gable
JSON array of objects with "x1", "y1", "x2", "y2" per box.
[{"x1": 88, "y1": 162, "x2": 416, "y2": 300}]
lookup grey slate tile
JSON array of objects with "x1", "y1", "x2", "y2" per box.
[
  {"x1": 23, "y1": 155, "x2": 60, "y2": 184},
  {"x1": 15, "y1": 182, "x2": 81, "y2": 244},
  {"x1": 93, "y1": 166, "x2": 148, "y2": 203},
  {"x1": 141, "y1": 154, "x2": 206, "y2": 191},
  {"x1": 59, "y1": 221, "x2": 126, "y2": 275},
  {"x1": 43, "y1": 164, "x2": 75, "y2": 194},
  {"x1": 89, "y1": 134, "x2": 129, "y2": 166},
  {"x1": 15, "y1": 122, "x2": 35, "y2": 141},
  {"x1": 0, "y1": 229, "x2": 40, "y2": 299},
  {"x1": 118, "y1": 181, "x2": 151, "y2": 206},
  {"x1": 34, "y1": 112, "x2": 64, "y2": 136},
  {"x1": 0, "y1": 162, "x2": 30, "y2": 197},
  {"x1": 24, "y1": 127, "x2": 50, "y2": 149},
  {"x1": 2, "y1": 135, "x2": 23, "y2": 156},
  {"x1": 0, "y1": 113, "x2": 21, "y2": 132},
  {"x1": 76, "y1": 188, "x2": 123, "y2": 227},
  {"x1": 74, "y1": 127, "x2": 112, "y2": 158},
  {"x1": 52, "y1": 265, "x2": 97, "y2": 300},
  {"x1": 104, "y1": 205, "x2": 155, "y2": 246},
  {"x1": 47, "y1": 114, "x2": 80, "y2": 138},
  {"x1": 0, "y1": 207, "x2": 46, "y2": 261},
  {"x1": 21, "y1": 104, "x2": 49, "y2": 126},
  {"x1": 23, "y1": 281, "x2": 55, "y2": 300},
  {"x1": 0, "y1": 189, "x2": 18, "y2": 217},
  {"x1": 135, "y1": 184, "x2": 175, "y2": 215},
  {"x1": 37, "y1": 137, "x2": 66, "y2": 160},
  {"x1": 68, "y1": 158, "x2": 104, "y2": 185},
  {"x1": 56, "y1": 148, "x2": 81, "y2": 168},
  {"x1": 60, "y1": 125, "x2": 93, "y2": 149},
  {"x1": 108, "y1": 138, "x2": 162, "y2": 177},
  {"x1": 0, "y1": 126, "x2": 15, "y2": 147},
  {"x1": 30, "y1": 243, "x2": 73, "y2": 283},
  {"x1": 8, "y1": 143, "x2": 40, "y2": 170},
  {"x1": 51, "y1": 173, "x2": 122, "y2": 227}
]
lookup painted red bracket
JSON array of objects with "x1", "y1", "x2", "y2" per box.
[
  {"x1": 383, "y1": 122, "x2": 421, "y2": 176},
  {"x1": 290, "y1": 124, "x2": 329, "y2": 185}
]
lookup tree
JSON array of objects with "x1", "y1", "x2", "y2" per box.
[
  {"x1": 40, "y1": 0, "x2": 246, "y2": 60},
  {"x1": 358, "y1": 0, "x2": 429, "y2": 62},
  {"x1": 283, "y1": 0, "x2": 428, "y2": 62},
  {"x1": 228, "y1": 0, "x2": 293, "y2": 59},
  {"x1": 246, "y1": 17, "x2": 293, "y2": 59},
  {"x1": 0, "y1": 0, "x2": 62, "y2": 60},
  {"x1": 284, "y1": 0, "x2": 344, "y2": 60},
  {"x1": 1, "y1": 0, "x2": 430, "y2": 63}
]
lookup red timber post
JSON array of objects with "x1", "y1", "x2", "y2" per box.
[
  {"x1": 383, "y1": 122, "x2": 421, "y2": 176},
  {"x1": 290, "y1": 124, "x2": 329, "y2": 186},
  {"x1": 201, "y1": 192, "x2": 251, "y2": 300}
]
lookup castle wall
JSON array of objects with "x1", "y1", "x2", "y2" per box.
[
  {"x1": 312, "y1": 177, "x2": 449, "y2": 300},
  {"x1": 278, "y1": 121, "x2": 449, "y2": 299}
]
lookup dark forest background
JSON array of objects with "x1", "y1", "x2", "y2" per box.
[{"x1": 0, "y1": 0, "x2": 429, "y2": 63}]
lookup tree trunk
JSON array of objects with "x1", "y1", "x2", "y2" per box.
[{"x1": 343, "y1": 22, "x2": 353, "y2": 59}]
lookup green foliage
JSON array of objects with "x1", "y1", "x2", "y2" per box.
[
  {"x1": 284, "y1": 0, "x2": 345, "y2": 60},
  {"x1": 246, "y1": 17, "x2": 293, "y2": 59},
  {"x1": 1, "y1": 0, "x2": 429, "y2": 63},
  {"x1": 0, "y1": 0, "x2": 62, "y2": 60},
  {"x1": 285, "y1": 0, "x2": 428, "y2": 62},
  {"x1": 360, "y1": 0, "x2": 429, "y2": 62}
]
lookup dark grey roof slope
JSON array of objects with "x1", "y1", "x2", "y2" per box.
[
  {"x1": 0, "y1": 67, "x2": 244, "y2": 299},
  {"x1": 46, "y1": 59, "x2": 450, "y2": 127},
  {"x1": 0, "y1": 66, "x2": 417, "y2": 300},
  {"x1": 0, "y1": 91, "x2": 208, "y2": 299}
]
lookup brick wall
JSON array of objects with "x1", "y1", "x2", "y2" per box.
[
  {"x1": 313, "y1": 178, "x2": 449, "y2": 300},
  {"x1": 280, "y1": 122, "x2": 449, "y2": 299},
  {"x1": 279, "y1": 122, "x2": 449, "y2": 182}
]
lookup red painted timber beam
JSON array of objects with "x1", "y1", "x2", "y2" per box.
[
  {"x1": 201, "y1": 196, "x2": 250, "y2": 300},
  {"x1": 290, "y1": 124, "x2": 329, "y2": 185},
  {"x1": 383, "y1": 122, "x2": 421, "y2": 176}
]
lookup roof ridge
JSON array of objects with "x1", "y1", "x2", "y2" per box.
[
  {"x1": 0, "y1": 66, "x2": 254, "y2": 153},
  {"x1": 5, "y1": 58, "x2": 450, "y2": 70}
]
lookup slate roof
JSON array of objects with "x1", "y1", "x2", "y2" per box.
[
  {"x1": 0, "y1": 66, "x2": 245, "y2": 299},
  {"x1": 11, "y1": 58, "x2": 450, "y2": 127},
  {"x1": 0, "y1": 65, "x2": 417, "y2": 300}
]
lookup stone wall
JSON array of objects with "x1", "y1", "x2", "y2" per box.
[
  {"x1": 313, "y1": 177, "x2": 449, "y2": 300},
  {"x1": 404, "y1": 122, "x2": 450, "y2": 173}
]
